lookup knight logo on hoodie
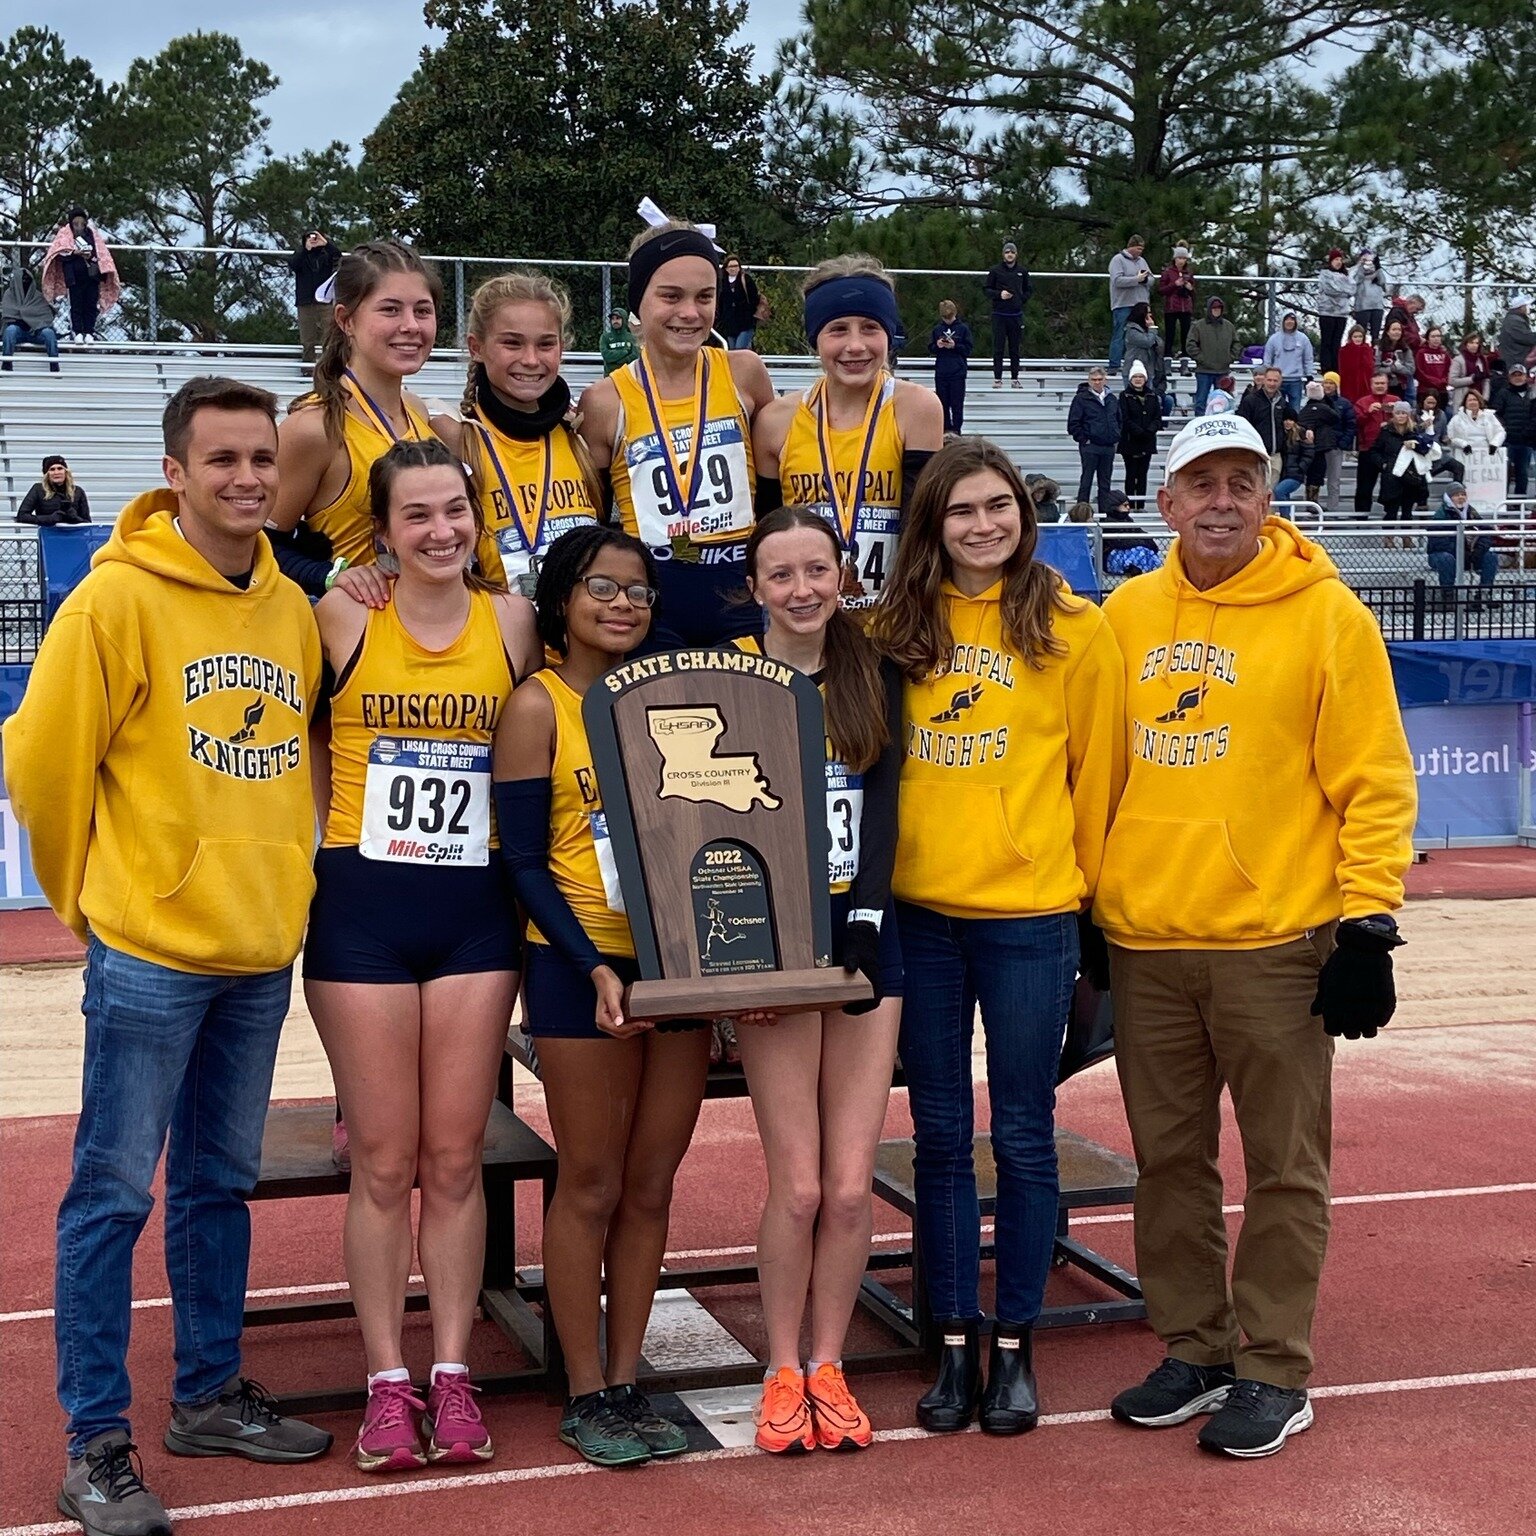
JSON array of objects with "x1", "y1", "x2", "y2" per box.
[{"x1": 182, "y1": 650, "x2": 307, "y2": 780}]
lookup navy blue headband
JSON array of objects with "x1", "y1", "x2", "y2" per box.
[
  {"x1": 627, "y1": 229, "x2": 720, "y2": 306},
  {"x1": 804, "y1": 276, "x2": 902, "y2": 348}
]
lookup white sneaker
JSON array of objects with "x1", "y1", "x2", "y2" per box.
[
  {"x1": 84, "y1": 334, "x2": 95, "y2": 346},
  {"x1": 1011, "y1": 378, "x2": 1022, "y2": 390}
]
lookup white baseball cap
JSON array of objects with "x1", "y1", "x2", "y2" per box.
[{"x1": 1163, "y1": 413, "x2": 1271, "y2": 477}]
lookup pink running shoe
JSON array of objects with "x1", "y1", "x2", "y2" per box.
[
  {"x1": 425, "y1": 1371, "x2": 493, "y2": 1464},
  {"x1": 354, "y1": 1378, "x2": 426, "y2": 1473}
]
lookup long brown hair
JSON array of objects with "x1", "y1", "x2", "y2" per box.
[
  {"x1": 744, "y1": 507, "x2": 888, "y2": 774},
  {"x1": 368, "y1": 438, "x2": 500, "y2": 595},
  {"x1": 456, "y1": 269, "x2": 604, "y2": 513},
  {"x1": 296, "y1": 240, "x2": 443, "y2": 445},
  {"x1": 871, "y1": 437, "x2": 1075, "y2": 680}
]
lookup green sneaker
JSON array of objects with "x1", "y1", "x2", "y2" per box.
[
  {"x1": 606, "y1": 1385, "x2": 689, "y2": 1457},
  {"x1": 558, "y1": 1391, "x2": 651, "y2": 1467}
]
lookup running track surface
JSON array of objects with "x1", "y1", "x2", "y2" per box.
[{"x1": 3, "y1": 1015, "x2": 1533, "y2": 1536}]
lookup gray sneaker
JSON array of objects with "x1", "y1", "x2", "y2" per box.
[
  {"x1": 59, "y1": 1433, "x2": 171, "y2": 1536},
  {"x1": 164, "y1": 1376, "x2": 332, "y2": 1463}
]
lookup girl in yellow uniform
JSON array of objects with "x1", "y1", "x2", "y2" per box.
[
  {"x1": 754, "y1": 256, "x2": 943, "y2": 617},
  {"x1": 578, "y1": 221, "x2": 775, "y2": 646},
  {"x1": 730, "y1": 507, "x2": 905, "y2": 1455},
  {"x1": 870, "y1": 438, "x2": 1125, "y2": 1439},
  {"x1": 429, "y1": 271, "x2": 602, "y2": 596},
  {"x1": 271, "y1": 240, "x2": 441, "y2": 608},
  {"x1": 305, "y1": 439, "x2": 541, "y2": 1475},
  {"x1": 493, "y1": 526, "x2": 711, "y2": 1469}
]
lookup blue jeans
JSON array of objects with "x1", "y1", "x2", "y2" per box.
[
  {"x1": 1107, "y1": 307, "x2": 1132, "y2": 369},
  {"x1": 1430, "y1": 546, "x2": 1497, "y2": 588},
  {"x1": 2, "y1": 322, "x2": 60, "y2": 358},
  {"x1": 56, "y1": 937, "x2": 292, "y2": 1453},
  {"x1": 1280, "y1": 379, "x2": 1303, "y2": 412},
  {"x1": 895, "y1": 904, "x2": 1078, "y2": 1323},
  {"x1": 1274, "y1": 477, "x2": 1304, "y2": 503},
  {"x1": 1193, "y1": 372, "x2": 1220, "y2": 415},
  {"x1": 728, "y1": 330, "x2": 756, "y2": 350}
]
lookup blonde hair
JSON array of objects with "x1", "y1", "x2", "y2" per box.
[
  {"x1": 802, "y1": 252, "x2": 894, "y2": 297},
  {"x1": 457, "y1": 269, "x2": 604, "y2": 523},
  {"x1": 627, "y1": 219, "x2": 700, "y2": 258}
]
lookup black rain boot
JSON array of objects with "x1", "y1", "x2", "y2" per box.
[
  {"x1": 980, "y1": 1320, "x2": 1038, "y2": 1434},
  {"x1": 916, "y1": 1318, "x2": 981, "y2": 1432}
]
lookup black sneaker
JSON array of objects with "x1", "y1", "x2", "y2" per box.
[
  {"x1": 1111, "y1": 1357, "x2": 1235, "y2": 1427},
  {"x1": 58, "y1": 1433, "x2": 171, "y2": 1536},
  {"x1": 1197, "y1": 1379, "x2": 1313, "y2": 1458},
  {"x1": 164, "y1": 1376, "x2": 332, "y2": 1463},
  {"x1": 605, "y1": 1385, "x2": 689, "y2": 1457}
]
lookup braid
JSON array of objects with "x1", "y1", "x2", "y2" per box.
[
  {"x1": 459, "y1": 357, "x2": 485, "y2": 501},
  {"x1": 533, "y1": 526, "x2": 659, "y2": 657}
]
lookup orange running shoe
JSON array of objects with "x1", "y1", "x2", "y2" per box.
[
  {"x1": 754, "y1": 1367, "x2": 816, "y2": 1454},
  {"x1": 805, "y1": 1364, "x2": 873, "y2": 1451}
]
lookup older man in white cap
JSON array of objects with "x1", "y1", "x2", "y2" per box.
[
  {"x1": 1093, "y1": 413, "x2": 1417, "y2": 1459},
  {"x1": 1496, "y1": 294, "x2": 1535, "y2": 374}
]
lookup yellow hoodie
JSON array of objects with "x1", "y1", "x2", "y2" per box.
[
  {"x1": 892, "y1": 579, "x2": 1125, "y2": 919},
  {"x1": 3, "y1": 492, "x2": 322, "y2": 974},
  {"x1": 1095, "y1": 516, "x2": 1416, "y2": 950}
]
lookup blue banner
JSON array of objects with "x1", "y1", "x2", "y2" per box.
[
  {"x1": 1390, "y1": 641, "x2": 1536, "y2": 708},
  {"x1": 1406, "y1": 702, "x2": 1532, "y2": 844},
  {"x1": 0, "y1": 664, "x2": 47, "y2": 907}
]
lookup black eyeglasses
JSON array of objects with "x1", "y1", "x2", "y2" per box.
[{"x1": 580, "y1": 574, "x2": 657, "y2": 608}]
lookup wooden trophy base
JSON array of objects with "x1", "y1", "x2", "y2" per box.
[{"x1": 626, "y1": 968, "x2": 874, "y2": 1022}]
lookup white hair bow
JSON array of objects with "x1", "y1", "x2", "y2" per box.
[{"x1": 636, "y1": 196, "x2": 719, "y2": 248}]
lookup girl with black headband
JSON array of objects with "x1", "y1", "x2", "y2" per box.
[
  {"x1": 578, "y1": 221, "x2": 775, "y2": 647},
  {"x1": 754, "y1": 256, "x2": 942, "y2": 617}
]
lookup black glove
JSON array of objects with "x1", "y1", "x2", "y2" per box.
[
  {"x1": 1310, "y1": 917, "x2": 1404, "y2": 1039},
  {"x1": 842, "y1": 919, "x2": 883, "y2": 1016},
  {"x1": 1077, "y1": 910, "x2": 1111, "y2": 993}
]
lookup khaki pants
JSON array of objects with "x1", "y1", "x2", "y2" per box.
[
  {"x1": 1109, "y1": 927, "x2": 1335, "y2": 1388},
  {"x1": 297, "y1": 303, "x2": 330, "y2": 362}
]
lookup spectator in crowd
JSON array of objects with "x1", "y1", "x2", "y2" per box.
[
  {"x1": 598, "y1": 307, "x2": 639, "y2": 375},
  {"x1": 1119, "y1": 361, "x2": 1163, "y2": 502},
  {"x1": 1497, "y1": 296, "x2": 1536, "y2": 374},
  {"x1": 1067, "y1": 499, "x2": 1094, "y2": 523},
  {"x1": 2, "y1": 259, "x2": 61, "y2": 373},
  {"x1": 1352, "y1": 252, "x2": 1388, "y2": 342},
  {"x1": 1025, "y1": 473, "x2": 1062, "y2": 523},
  {"x1": 1417, "y1": 389, "x2": 1449, "y2": 447},
  {"x1": 17, "y1": 456, "x2": 90, "y2": 525},
  {"x1": 1322, "y1": 371, "x2": 1356, "y2": 495},
  {"x1": 1491, "y1": 362, "x2": 1533, "y2": 496},
  {"x1": 1204, "y1": 373, "x2": 1237, "y2": 415},
  {"x1": 985, "y1": 239, "x2": 1032, "y2": 388},
  {"x1": 1099, "y1": 412, "x2": 1415, "y2": 1462},
  {"x1": 1384, "y1": 294, "x2": 1425, "y2": 350},
  {"x1": 1414, "y1": 391, "x2": 1463, "y2": 507},
  {"x1": 1108, "y1": 236, "x2": 1153, "y2": 370},
  {"x1": 42, "y1": 206, "x2": 120, "y2": 344},
  {"x1": 1448, "y1": 387, "x2": 1506, "y2": 459},
  {"x1": 929, "y1": 299, "x2": 973, "y2": 433},
  {"x1": 1067, "y1": 364, "x2": 1122, "y2": 506},
  {"x1": 1272, "y1": 420, "x2": 1318, "y2": 511},
  {"x1": 1295, "y1": 377, "x2": 1341, "y2": 509},
  {"x1": 1428, "y1": 483, "x2": 1498, "y2": 595},
  {"x1": 288, "y1": 231, "x2": 340, "y2": 365},
  {"x1": 1414, "y1": 326, "x2": 1452, "y2": 405},
  {"x1": 1262, "y1": 313, "x2": 1314, "y2": 410},
  {"x1": 1157, "y1": 245, "x2": 1197, "y2": 359},
  {"x1": 1352, "y1": 371, "x2": 1402, "y2": 514},
  {"x1": 1376, "y1": 317, "x2": 1416, "y2": 403},
  {"x1": 1377, "y1": 401, "x2": 1433, "y2": 532},
  {"x1": 1119, "y1": 302, "x2": 1166, "y2": 395},
  {"x1": 1100, "y1": 487, "x2": 1160, "y2": 577},
  {"x1": 1237, "y1": 366, "x2": 1297, "y2": 482},
  {"x1": 1448, "y1": 330, "x2": 1493, "y2": 411},
  {"x1": 1337, "y1": 322, "x2": 1376, "y2": 408},
  {"x1": 1187, "y1": 297, "x2": 1239, "y2": 415},
  {"x1": 717, "y1": 253, "x2": 761, "y2": 350},
  {"x1": 1313, "y1": 249, "x2": 1354, "y2": 374}
]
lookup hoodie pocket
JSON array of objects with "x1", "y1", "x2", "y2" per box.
[
  {"x1": 147, "y1": 839, "x2": 315, "y2": 971},
  {"x1": 1098, "y1": 816, "x2": 1265, "y2": 942},
  {"x1": 898, "y1": 781, "x2": 1035, "y2": 912}
]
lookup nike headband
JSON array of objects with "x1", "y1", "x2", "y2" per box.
[
  {"x1": 626, "y1": 229, "x2": 721, "y2": 306},
  {"x1": 803, "y1": 276, "x2": 903, "y2": 348}
]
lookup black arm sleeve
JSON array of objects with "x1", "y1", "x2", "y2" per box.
[
  {"x1": 73, "y1": 489, "x2": 90, "y2": 522},
  {"x1": 495, "y1": 778, "x2": 604, "y2": 975},
  {"x1": 848, "y1": 657, "x2": 905, "y2": 917},
  {"x1": 266, "y1": 527, "x2": 332, "y2": 598},
  {"x1": 16, "y1": 486, "x2": 40, "y2": 523},
  {"x1": 755, "y1": 475, "x2": 784, "y2": 516},
  {"x1": 899, "y1": 449, "x2": 935, "y2": 515}
]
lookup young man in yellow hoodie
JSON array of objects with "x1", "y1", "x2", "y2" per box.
[
  {"x1": 1094, "y1": 413, "x2": 1416, "y2": 1459},
  {"x1": 4, "y1": 377, "x2": 333, "y2": 1536}
]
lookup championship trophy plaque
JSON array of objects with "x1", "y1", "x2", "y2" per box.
[{"x1": 583, "y1": 648, "x2": 873, "y2": 1019}]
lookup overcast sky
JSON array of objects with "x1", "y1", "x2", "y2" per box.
[{"x1": 42, "y1": 1, "x2": 799, "y2": 158}]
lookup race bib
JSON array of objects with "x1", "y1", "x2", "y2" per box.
[
  {"x1": 825, "y1": 759, "x2": 864, "y2": 888},
  {"x1": 627, "y1": 417, "x2": 753, "y2": 548},
  {"x1": 497, "y1": 510, "x2": 599, "y2": 585},
  {"x1": 814, "y1": 504, "x2": 899, "y2": 612},
  {"x1": 589, "y1": 810, "x2": 626, "y2": 912},
  {"x1": 360, "y1": 736, "x2": 491, "y2": 866}
]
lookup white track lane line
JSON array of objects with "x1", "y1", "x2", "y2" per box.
[
  {"x1": 3, "y1": 1182, "x2": 1532, "y2": 1325},
  {"x1": 2, "y1": 1368, "x2": 1532, "y2": 1536}
]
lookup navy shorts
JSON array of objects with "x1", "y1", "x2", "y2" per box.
[
  {"x1": 304, "y1": 846, "x2": 521, "y2": 984},
  {"x1": 830, "y1": 892, "x2": 905, "y2": 1000},
  {"x1": 642, "y1": 542, "x2": 762, "y2": 650},
  {"x1": 523, "y1": 943, "x2": 709, "y2": 1039}
]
